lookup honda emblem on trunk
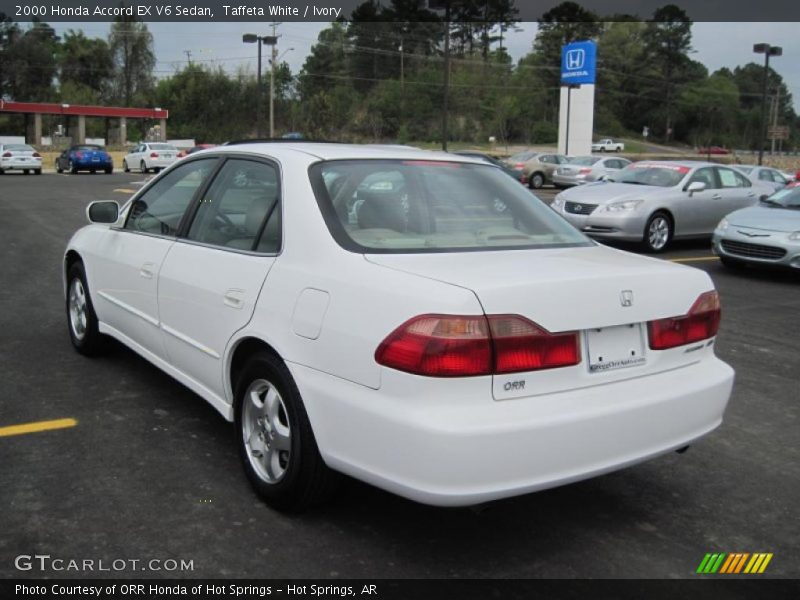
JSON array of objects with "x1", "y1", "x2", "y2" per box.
[{"x1": 620, "y1": 290, "x2": 633, "y2": 307}]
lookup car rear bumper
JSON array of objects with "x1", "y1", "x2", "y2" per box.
[
  {"x1": 712, "y1": 230, "x2": 800, "y2": 268},
  {"x1": 290, "y1": 357, "x2": 734, "y2": 506},
  {"x1": 552, "y1": 173, "x2": 586, "y2": 186},
  {"x1": 1, "y1": 158, "x2": 42, "y2": 170},
  {"x1": 75, "y1": 160, "x2": 112, "y2": 169}
]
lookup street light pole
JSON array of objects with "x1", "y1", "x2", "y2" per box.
[
  {"x1": 753, "y1": 43, "x2": 782, "y2": 166},
  {"x1": 244, "y1": 32, "x2": 279, "y2": 139}
]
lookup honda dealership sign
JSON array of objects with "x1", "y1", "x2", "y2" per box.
[{"x1": 561, "y1": 41, "x2": 597, "y2": 85}]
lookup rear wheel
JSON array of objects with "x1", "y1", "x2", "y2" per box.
[
  {"x1": 23, "y1": 169, "x2": 29, "y2": 175},
  {"x1": 642, "y1": 211, "x2": 673, "y2": 253},
  {"x1": 34, "y1": 169, "x2": 42, "y2": 175},
  {"x1": 0, "y1": 168, "x2": 4, "y2": 175},
  {"x1": 529, "y1": 172, "x2": 545, "y2": 189},
  {"x1": 56, "y1": 160, "x2": 63, "y2": 174},
  {"x1": 140, "y1": 161, "x2": 148, "y2": 174},
  {"x1": 66, "y1": 262, "x2": 105, "y2": 356},
  {"x1": 235, "y1": 351, "x2": 340, "y2": 512},
  {"x1": 123, "y1": 160, "x2": 130, "y2": 173},
  {"x1": 69, "y1": 161, "x2": 78, "y2": 174},
  {"x1": 105, "y1": 167, "x2": 113, "y2": 174}
]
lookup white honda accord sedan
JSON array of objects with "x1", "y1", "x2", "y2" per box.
[{"x1": 64, "y1": 142, "x2": 734, "y2": 510}]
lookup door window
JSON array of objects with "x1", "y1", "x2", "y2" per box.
[
  {"x1": 717, "y1": 167, "x2": 751, "y2": 188},
  {"x1": 687, "y1": 167, "x2": 719, "y2": 190},
  {"x1": 125, "y1": 158, "x2": 217, "y2": 236},
  {"x1": 186, "y1": 159, "x2": 281, "y2": 253}
]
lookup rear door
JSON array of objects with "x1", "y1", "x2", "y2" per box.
[
  {"x1": 156, "y1": 156, "x2": 281, "y2": 398},
  {"x1": 89, "y1": 158, "x2": 218, "y2": 358},
  {"x1": 716, "y1": 166, "x2": 758, "y2": 216}
]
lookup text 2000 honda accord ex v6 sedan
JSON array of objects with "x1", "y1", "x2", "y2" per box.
[{"x1": 64, "y1": 143, "x2": 734, "y2": 510}]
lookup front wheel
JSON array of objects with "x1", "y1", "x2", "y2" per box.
[
  {"x1": 66, "y1": 262, "x2": 105, "y2": 356},
  {"x1": 235, "y1": 352, "x2": 340, "y2": 512},
  {"x1": 642, "y1": 212, "x2": 673, "y2": 253}
]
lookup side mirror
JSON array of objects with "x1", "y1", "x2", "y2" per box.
[
  {"x1": 686, "y1": 181, "x2": 706, "y2": 196},
  {"x1": 759, "y1": 194, "x2": 769, "y2": 202},
  {"x1": 86, "y1": 201, "x2": 119, "y2": 224}
]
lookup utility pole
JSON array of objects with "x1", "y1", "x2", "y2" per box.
[
  {"x1": 753, "y1": 43, "x2": 782, "y2": 166},
  {"x1": 770, "y1": 88, "x2": 780, "y2": 155},
  {"x1": 441, "y1": 2, "x2": 451, "y2": 151},
  {"x1": 183, "y1": 49, "x2": 192, "y2": 64},
  {"x1": 270, "y1": 22, "x2": 280, "y2": 139}
]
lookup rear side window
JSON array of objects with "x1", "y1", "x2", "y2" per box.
[
  {"x1": 718, "y1": 167, "x2": 751, "y2": 188},
  {"x1": 186, "y1": 159, "x2": 280, "y2": 253},
  {"x1": 125, "y1": 159, "x2": 216, "y2": 235},
  {"x1": 309, "y1": 160, "x2": 590, "y2": 253}
]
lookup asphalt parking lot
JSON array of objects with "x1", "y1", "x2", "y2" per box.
[{"x1": 1, "y1": 172, "x2": 798, "y2": 579}]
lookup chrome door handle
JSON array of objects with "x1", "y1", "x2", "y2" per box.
[
  {"x1": 747, "y1": 192, "x2": 756, "y2": 197},
  {"x1": 140, "y1": 262, "x2": 156, "y2": 279},
  {"x1": 711, "y1": 194, "x2": 722, "y2": 200},
  {"x1": 224, "y1": 289, "x2": 245, "y2": 309}
]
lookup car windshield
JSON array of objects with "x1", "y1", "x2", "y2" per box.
[
  {"x1": 310, "y1": 160, "x2": 591, "y2": 253},
  {"x1": 614, "y1": 164, "x2": 689, "y2": 187},
  {"x1": 76, "y1": 145, "x2": 102, "y2": 151},
  {"x1": 150, "y1": 144, "x2": 177, "y2": 151},
  {"x1": 6, "y1": 144, "x2": 33, "y2": 151},
  {"x1": 568, "y1": 156, "x2": 601, "y2": 166},
  {"x1": 762, "y1": 187, "x2": 800, "y2": 209}
]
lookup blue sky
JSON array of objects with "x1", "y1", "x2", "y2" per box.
[{"x1": 52, "y1": 21, "x2": 800, "y2": 111}]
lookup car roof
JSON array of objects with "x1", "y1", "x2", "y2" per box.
[
  {"x1": 633, "y1": 160, "x2": 723, "y2": 169},
  {"x1": 211, "y1": 142, "x2": 488, "y2": 165}
]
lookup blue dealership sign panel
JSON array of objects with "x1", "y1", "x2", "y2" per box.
[{"x1": 561, "y1": 41, "x2": 597, "y2": 85}]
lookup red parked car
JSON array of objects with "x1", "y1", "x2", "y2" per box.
[{"x1": 697, "y1": 146, "x2": 731, "y2": 155}]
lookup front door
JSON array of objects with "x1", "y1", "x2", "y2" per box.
[{"x1": 157, "y1": 157, "x2": 282, "y2": 398}]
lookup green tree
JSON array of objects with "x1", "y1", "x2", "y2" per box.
[
  {"x1": 58, "y1": 30, "x2": 114, "y2": 101},
  {"x1": 109, "y1": 16, "x2": 155, "y2": 105},
  {"x1": 2, "y1": 20, "x2": 59, "y2": 101}
]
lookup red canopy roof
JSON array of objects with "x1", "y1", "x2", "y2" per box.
[{"x1": 0, "y1": 100, "x2": 168, "y2": 119}]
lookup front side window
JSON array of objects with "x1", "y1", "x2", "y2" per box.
[
  {"x1": 569, "y1": 156, "x2": 601, "y2": 166},
  {"x1": 125, "y1": 158, "x2": 217, "y2": 235},
  {"x1": 186, "y1": 159, "x2": 280, "y2": 252},
  {"x1": 310, "y1": 160, "x2": 590, "y2": 253},
  {"x1": 688, "y1": 167, "x2": 719, "y2": 190},
  {"x1": 717, "y1": 167, "x2": 750, "y2": 188}
]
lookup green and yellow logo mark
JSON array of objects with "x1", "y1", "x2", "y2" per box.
[{"x1": 697, "y1": 552, "x2": 773, "y2": 574}]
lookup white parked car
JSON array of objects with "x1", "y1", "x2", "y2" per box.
[
  {"x1": 591, "y1": 139, "x2": 625, "y2": 152},
  {"x1": 64, "y1": 143, "x2": 734, "y2": 510},
  {"x1": 123, "y1": 142, "x2": 179, "y2": 173},
  {"x1": 0, "y1": 143, "x2": 43, "y2": 175}
]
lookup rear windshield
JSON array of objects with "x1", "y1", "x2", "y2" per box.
[
  {"x1": 508, "y1": 151, "x2": 537, "y2": 163},
  {"x1": 150, "y1": 144, "x2": 177, "y2": 151},
  {"x1": 5, "y1": 144, "x2": 33, "y2": 151},
  {"x1": 568, "y1": 156, "x2": 601, "y2": 166},
  {"x1": 614, "y1": 163, "x2": 689, "y2": 187},
  {"x1": 735, "y1": 166, "x2": 753, "y2": 174},
  {"x1": 309, "y1": 160, "x2": 591, "y2": 253},
  {"x1": 75, "y1": 145, "x2": 102, "y2": 151}
]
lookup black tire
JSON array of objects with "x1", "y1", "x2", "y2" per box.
[
  {"x1": 66, "y1": 262, "x2": 106, "y2": 356},
  {"x1": 529, "y1": 172, "x2": 545, "y2": 189},
  {"x1": 140, "y1": 161, "x2": 148, "y2": 174},
  {"x1": 123, "y1": 160, "x2": 130, "y2": 173},
  {"x1": 70, "y1": 161, "x2": 78, "y2": 174},
  {"x1": 90, "y1": 169, "x2": 96, "y2": 174},
  {"x1": 720, "y1": 256, "x2": 745, "y2": 270},
  {"x1": 599, "y1": 147, "x2": 605, "y2": 152},
  {"x1": 234, "y1": 351, "x2": 340, "y2": 512},
  {"x1": 35, "y1": 169, "x2": 42, "y2": 175},
  {"x1": 56, "y1": 161, "x2": 63, "y2": 174},
  {"x1": 23, "y1": 169, "x2": 29, "y2": 175},
  {"x1": 642, "y1": 211, "x2": 673, "y2": 253},
  {"x1": 105, "y1": 167, "x2": 113, "y2": 174},
  {"x1": 154, "y1": 167, "x2": 161, "y2": 173},
  {"x1": 615, "y1": 147, "x2": 622, "y2": 152},
  {"x1": 0, "y1": 168, "x2": 5, "y2": 175}
]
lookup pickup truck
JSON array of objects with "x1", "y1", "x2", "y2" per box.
[{"x1": 591, "y1": 139, "x2": 625, "y2": 152}]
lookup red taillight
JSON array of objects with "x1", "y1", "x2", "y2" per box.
[
  {"x1": 489, "y1": 315, "x2": 580, "y2": 373},
  {"x1": 648, "y1": 291, "x2": 721, "y2": 350},
  {"x1": 1, "y1": 152, "x2": 11, "y2": 158},
  {"x1": 578, "y1": 168, "x2": 592, "y2": 174},
  {"x1": 375, "y1": 314, "x2": 580, "y2": 377},
  {"x1": 32, "y1": 152, "x2": 41, "y2": 158},
  {"x1": 75, "y1": 151, "x2": 84, "y2": 160},
  {"x1": 514, "y1": 162, "x2": 525, "y2": 169},
  {"x1": 150, "y1": 151, "x2": 159, "y2": 158}
]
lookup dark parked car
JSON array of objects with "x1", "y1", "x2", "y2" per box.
[
  {"x1": 453, "y1": 151, "x2": 525, "y2": 184},
  {"x1": 55, "y1": 145, "x2": 113, "y2": 174}
]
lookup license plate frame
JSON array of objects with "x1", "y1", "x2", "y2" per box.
[{"x1": 586, "y1": 323, "x2": 646, "y2": 374}]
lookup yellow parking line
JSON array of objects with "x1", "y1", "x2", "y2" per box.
[
  {"x1": 0, "y1": 418, "x2": 78, "y2": 438},
  {"x1": 113, "y1": 188, "x2": 135, "y2": 193},
  {"x1": 669, "y1": 256, "x2": 720, "y2": 263}
]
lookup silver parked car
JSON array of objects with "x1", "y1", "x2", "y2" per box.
[
  {"x1": 733, "y1": 165, "x2": 790, "y2": 194},
  {"x1": 552, "y1": 155, "x2": 631, "y2": 188},
  {"x1": 713, "y1": 184, "x2": 800, "y2": 270},
  {"x1": 552, "y1": 161, "x2": 772, "y2": 252}
]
